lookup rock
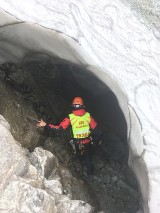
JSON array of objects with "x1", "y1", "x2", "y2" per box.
[
  {"x1": 56, "y1": 200, "x2": 94, "y2": 213},
  {"x1": 6, "y1": 66, "x2": 27, "y2": 86},
  {"x1": 0, "y1": 116, "x2": 57, "y2": 212},
  {"x1": 0, "y1": 115, "x2": 10, "y2": 130},
  {"x1": 0, "y1": 115, "x2": 29, "y2": 195},
  {"x1": 27, "y1": 164, "x2": 39, "y2": 179},
  {"x1": 52, "y1": 193, "x2": 72, "y2": 208},
  {"x1": 111, "y1": 176, "x2": 118, "y2": 183},
  {"x1": 14, "y1": 156, "x2": 30, "y2": 177},
  {"x1": 21, "y1": 127, "x2": 40, "y2": 149},
  {"x1": 0, "y1": 69, "x2": 5, "y2": 80},
  {"x1": 0, "y1": 181, "x2": 56, "y2": 213},
  {"x1": 29, "y1": 147, "x2": 59, "y2": 178},
  {"x1": 117, "y1": 179, "x2": 138, "y2": 199},
  {"x1": 0, "y1": 83, "x2": 40, "y2": 149},
  {"x1": 136, "y1": 209, "x2": 143, "y2": 213},
  {"x1": 15, "y1": 165, "x2": 44, "y2": 189},
  {"x1": 44, "y1": 178, "x2": 63, "y2": 195},
  {"x1": 0, "y1": 115, "x2": 95, "y2": 213}
]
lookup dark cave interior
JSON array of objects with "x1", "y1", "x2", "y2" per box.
[
  {"x1": 0, "y1": 61, "x2": 139, "y2": 213},
  {"x1": 26, "y1": 62, "x2": 128, "y2": 140}
]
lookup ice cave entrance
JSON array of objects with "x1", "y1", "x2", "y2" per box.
[
  {"x1": 0, "y1": 60, "x2": 139, "y2": 212},
  {"x1": 2, "y1": 61, "x2": 128, "y2": 154},
  {"x1": 29, "y1": 61, "x2": 128, "y2": 159}
]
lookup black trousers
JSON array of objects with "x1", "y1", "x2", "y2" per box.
[{"x1": 75, "y1": 141, "x2": 94, "y2": 176}]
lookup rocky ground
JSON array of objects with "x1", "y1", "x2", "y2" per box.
[{"x1": 0, "y1": 62, "x2": 140, "y2": 212}]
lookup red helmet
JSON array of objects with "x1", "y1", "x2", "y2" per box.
[{"x1": 72, "y1": 97, "x2": 84, "y2": 109}]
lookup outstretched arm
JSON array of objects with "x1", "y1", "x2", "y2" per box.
[{"x1": 37, "y1": 117, "x2": 71, "y2": 131}]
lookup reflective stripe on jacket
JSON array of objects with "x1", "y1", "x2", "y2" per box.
[{"x1": 69, "y1": 112, "x2": 91, "y2": 139}]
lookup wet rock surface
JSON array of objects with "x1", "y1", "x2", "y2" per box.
[{"x1": 0, "y1": 63, "x2": 139, "y2": 212}]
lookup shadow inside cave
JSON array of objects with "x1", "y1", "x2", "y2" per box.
[{"x1": 0, "y1": 61, "x2": 139, "y2": 213}]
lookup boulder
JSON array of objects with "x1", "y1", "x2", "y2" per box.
[
  {"x1": 29, "y1": 147, "x2": 59, "y2": 178},
  {"x1": 56, "y1": 200, "x2": 94, "y2": 213},
  {"x1": 0, "y1": 115, "x2": 29, "y2": 195},
  {"x1": 0, "y1": 181, "x2": 56, "y2": 213},
  {"x1": 44, "y1": 178, "x2": 63, "y2": 195},
  {"x1": 0, "y1": 115, "x2": 94, "y2": 212}
]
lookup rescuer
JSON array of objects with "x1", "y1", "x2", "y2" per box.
[{"x1": 37, "y1": 97, "x2": 101, "y2": 181}]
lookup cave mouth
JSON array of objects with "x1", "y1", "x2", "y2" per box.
[{"x1": 0, "y1": 61, "x2": 139, "y2": 212}]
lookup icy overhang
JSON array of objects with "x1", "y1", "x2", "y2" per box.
[{"x1": 0, "y1": 1, "x2": 160, "y2": 212}]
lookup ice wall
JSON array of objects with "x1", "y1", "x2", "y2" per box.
[{"x1": 0, "y1": 1, "x2": 160, "y2": 212}]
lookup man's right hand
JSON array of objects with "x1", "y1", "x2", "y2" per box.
[{"x1": 37, "y1": 119, "x2": 46, "y2": 127}]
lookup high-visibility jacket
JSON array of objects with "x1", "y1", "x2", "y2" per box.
[{"x1": 69, "y1": 112, "x2": 91, "y2": 139}]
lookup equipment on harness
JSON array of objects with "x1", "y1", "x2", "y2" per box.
[
  {"x1": 75, "y1": 138, "x2": 92, "y2": 155},
  {"x1": 69, "y1": 139, "x2": 76, "y2": 154},
  {"x1": 78, "y1": 141, "x2": 85, "y2": 155},
  {"x1": 89, "y1": 136, "x2": 94, "y2": 145}
]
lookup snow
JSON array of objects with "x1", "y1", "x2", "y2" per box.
[{"x1": 0, "y1": 0, "x2": 160, "y2": 212}]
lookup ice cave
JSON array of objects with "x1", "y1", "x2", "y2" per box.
[{"x1": 0, "y1": 1, "x2": 160, "y2": 213}]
